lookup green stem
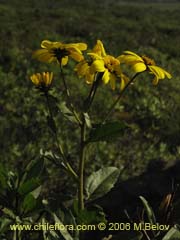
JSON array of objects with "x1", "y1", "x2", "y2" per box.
[
  {"x1": 45, "y1": 92, "x2": 78, "y2": 180},
  {"x1": 77, "y1": 73, "x2": 102, "y2": 211},
  {"x1": 59, "y1": 63, "x2": 82, "y2": 125},
  {"x1": 77, "y1": 74, "x2": 102, "y2": 211},
  {"x1": 103, "y1": 73, "x2": 139, "y2": 123},
  {"x1": 83, "y1": 73, "x2": 101, "y2": 112},
  {"x1": 78, "y1": 117, "x2": 86, "y2": 210}
]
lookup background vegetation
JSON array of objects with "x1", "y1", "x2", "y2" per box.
[{"x1": 0, "y1": 0, "x2": 180, "y2": 239}]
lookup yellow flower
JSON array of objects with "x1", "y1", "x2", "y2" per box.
[
  {"x1": 118, "y1": 51, "x2": 172, "y2": 85},
  {"x1": 30, "y1": 72, "x2": 53, "y2": 89},
  {"x1": 75, "y1": 60, "x2": 94, "y2": 84},
  {"x1": 33, "y1": 40, "x2": 87, "y2": 66},
  {"x1": 75, "y1": 40, "x2": 129, "y2": 90},
  {"x1": 75, "y1": 40, "x2": 106, "y2": 84},
  {"x1": 90, "y1": 55, "x2": 124, "y2": 90},
  {"x1": 90, "y1": 39, "x2": 106, "y2": 58}
]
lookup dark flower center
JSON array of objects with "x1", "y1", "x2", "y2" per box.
[{"x1": 53, "y1": 48, "x2": 69, "y2": 60}]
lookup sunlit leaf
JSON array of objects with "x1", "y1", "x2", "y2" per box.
[
  {"x1": 139, "y1": 196, "x2": 156, "y2": 225},
  {"x1": 84, "y1": 112, "x2": 92, "y2": 128},
  {"x1": 53, "y1": 213, "x2": 73, "y2": 240},
  {"x1": 162, "y1": 225, "x2": 180, "y2": 240},
  {"x1": 2, "y1": 208, "x2": 16, "y2": 220}
]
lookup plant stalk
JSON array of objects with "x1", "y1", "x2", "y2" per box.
[
  {"x1": 78, "y1": 117, "x2": 86, "y2": 210},
  {"x1": 83, "y1": 73, "x2": 101, "y2": 112},
  {"x1": 103, "y1": 73, "x2": 139, "y2": 123}
]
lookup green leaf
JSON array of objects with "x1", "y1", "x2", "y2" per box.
[
  {"x1": 18, "y1": 178, "x2": 40, "y2": 196},
  {"x1": 25, "y1": 158, "x2": 44, "y2": 180},
  {"x1": 75, "y1": 205, "x2": 106, "y2": 225},
  {"x1": 162, "y1": 225, "x2": 180, "y2": 240},
  {"x1": 31, "y1": 185, "x2": 42, "y2": 199},
  {"x1": 0, "y1": 217, "x2": 12, "y2": 233},
  {"x1": 2, "y1": 207, "x2": 16, "y2": 220},
  {"x1": 53, "y1": 213, "x2": 73, "y2": 240},
  {"x1": 84, "y1": 112, "x2": 92, "y2": 128},
  {"x1": 88, "y1": 121, "x2": 127, "y2": 142},
  {"x1": 139, "y1": 196, "x2": 156, "y2": 225},
  {"x1": 42, "y1": 217, "x2": 59, "y2": 240},
  {"x1": 85, "y1": 167, "x2": 119, "y2": 201},
  {"x1": 22, "y1": 193, "x2": 37, "y2": 213},
  {"x1": 58, "y1": 102, "x2": 79, "y2": 124}
]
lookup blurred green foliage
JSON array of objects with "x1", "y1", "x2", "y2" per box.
[{"x1": 0, "y1": 0, "x2": 180, "y2": 202}]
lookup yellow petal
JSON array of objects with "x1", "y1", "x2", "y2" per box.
[
  {"x1": 75, "y1": 61, "x2": 89, "y2": 76},
  {"x1": 164, "y1": 70, "x2": 172, "y2": 79},
  {"x1": 152, "y1": 76, "x2": 159, "y2": 85},
  {"x1": 49, "y1": 72, "x2": 53, "y2": 84},
  {"x1": 41, "y1": 40, "x2": 62, "y2": 49},
  {"x1": 46, "y1": 72, "x2": 53, "y2": 86},
  {"x1": 102, "y1": 70, "x2": 110, "y2": 84},
  {"x1": 86, "y1": 73, "x2": 94, "y2": 84},
  {"x1": 30, "y1": 75, "x2": 38, "y2": 85},
  {"x1": 70, "y1": 51, "x2": 84, "y2": 62},
  {"x1": 120, "y1": 78, "x2": 125, "y2": 91},
  {"x1": 148, "y1": 66, "x2": 165, "y2": 79},
  {"x1": 149, "y1": 66, "x2": 171, "y2": 84},
  {"x1": 123, "y1": 51, "x2": 143, "y2": 60},
  {"x1": 118, "y1": 51, "x2": 144, "y2": 64},
  {"x1": 36, "y1": 73, "x2": 41, "y2": 82},
  {"x1": 41, "y1": 40, "x2": 53, "y2": 48},
  {"x1": 90, "y1": 59, "x2": 105, "y2": 73},
  {"x1": 61, "y1": 56, "x2": 68, "y2": 66},
  {"x1": 109, "y1": 73, "x2": 116, "y2": 90},
  {"x1": 75, "y1": 43, "x2": 87, "y2": 51},
  {"x1": 66, "y1": 45, "x2": 82, "y2": 54},
  {"x1": 92, "y1": 40, "x2": 106, "y2": 57},
  {"x1": 114, "y1": 64, "x2": 122, "y2": 75},
  {"x1": 132, "y1": 62, "x2": 146, "y2": 73},
  {"x1": 65, "y1": 42, "x2": 87, "y2": 51},
  {"x1": 33, "y1": 49, "x2": 55, "y2": 63},
  {"x1": 118, "y1": 54, "x2": 143, "y2": 65},
  {"x1": 88, "y1": 53, "x2": 102, "y2": 60},
  {"x1": 120, "y1": 74, "x2": 129, "y2": 90}
]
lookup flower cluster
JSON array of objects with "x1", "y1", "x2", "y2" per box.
[
  {"x1": 75, "y1": 40, "x2": 129, "y2": 90},
  {"x1": 30, "y1": 39, "x2": 172, "y2": 91}
]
